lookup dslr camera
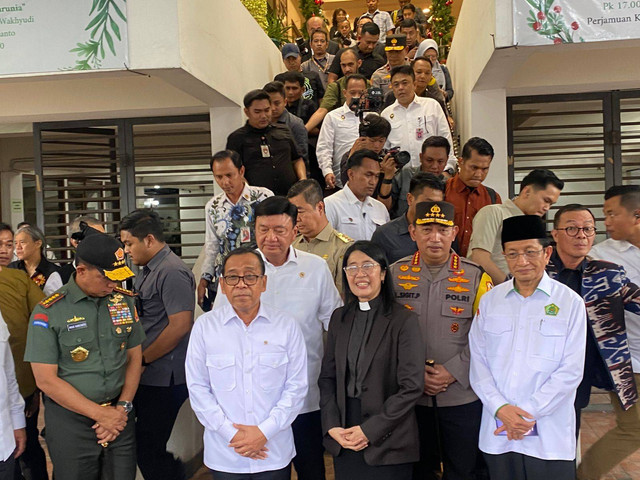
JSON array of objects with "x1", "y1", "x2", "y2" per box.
[{"x1": 380, "y1": 146, "x2": 411, "y2": 169}]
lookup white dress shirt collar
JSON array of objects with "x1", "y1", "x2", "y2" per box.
[
  {"x1": 221, "y1": 302, "x2": 272, "y2": 326},
  {"x1": 343, "y1": 182, "x2": 374, "y2": 208},
  {"x1": 392, "y1": 93, "x2": 419, "y2": 111},
  {"x1": 504, "y1": 272, "x2": 553, "y2": 299},
  {"x1": 258, "y1": 246, "x2": 299, "y2": 269}
]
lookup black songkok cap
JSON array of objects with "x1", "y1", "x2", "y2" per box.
[
  {"x1": 76, "y1": 233, "x2": 135, "y2": 281},
  {"x1": 414, "y1": 201, "x2": 455, "y2": 226},
  {"x1": 501, "y1": 215, "x2": 547, "y2": 246}
]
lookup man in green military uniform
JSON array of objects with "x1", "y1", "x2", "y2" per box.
[
  {"x1": 390, "y1": 201, "x2": 493, "y2": 480},
  {"x1": 24, "y1": 233, "x2": 145, "y2": 480},
  {"x1": 287, "y1": 179, "x2": 353, "y2": 295}
]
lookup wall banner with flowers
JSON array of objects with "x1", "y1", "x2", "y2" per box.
[{"x1": 514, "y1": 0, "x2": 640, "y2": 46}]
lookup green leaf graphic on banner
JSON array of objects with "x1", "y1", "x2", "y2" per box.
[{"x1": 69, "y1": 0, "x2": 127, "y2": 70}]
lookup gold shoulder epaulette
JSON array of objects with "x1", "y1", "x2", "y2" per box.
[
  {"x1": 113, "y1": 286, "x2": 134, "y2": 296},
  {"x1": 39, "y1": 292, "x2": 66, "y2": 308},
  {"x1": 334, "y1": 231, "x2": 353, "y2": 244}
]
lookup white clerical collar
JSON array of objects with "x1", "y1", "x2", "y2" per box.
[{"x1": 359, "y1": 301, "x2": 371, "y2": 311}]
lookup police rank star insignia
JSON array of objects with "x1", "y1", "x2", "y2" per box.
[
  {"x1": 70, "y1": 346, "x2": 89, "y2": 362},
  {"x1": 545, "y1": 303, "x2": 559, "y2": 316}
]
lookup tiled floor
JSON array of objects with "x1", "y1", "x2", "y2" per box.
[{"x1": 37, "y1": 407, "x2": 640, "y2": 479}]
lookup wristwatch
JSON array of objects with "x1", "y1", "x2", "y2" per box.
[{"x1": 117, "y1": 401, "x2": 133, "y2": 413}]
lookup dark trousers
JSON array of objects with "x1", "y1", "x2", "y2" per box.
[
  {"x1": 333, "y1": 398, "x2": 412, "y2": 480},
  {"x1": 414, "y1": 400, "x2": 485, "y2": 480},
  {"x1": 44, "y1": 396, "x2": 136, "y2": 480},
  {"x1": 291, "y1": 410, "x2": 325, "y2": 480},
  {"x1": 209, "y1": 464, "x2": 291, "y2": 480},
  {"x1": 484, "y1": 452, "x2": 575, "y2": 480},
  {"x1": 134, "y1": 382, "x2": 189, "y2": 480},
  {"x1": 1, "y1": 456, "x2": 16, "y2": 480},
  {"x1": 14, "y1": 392, "x2": 48, "y2": 480}
]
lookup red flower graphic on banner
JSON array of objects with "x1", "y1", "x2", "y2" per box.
[{"x1": 525, "y1": 0, "x2": 584, "y2": 44}]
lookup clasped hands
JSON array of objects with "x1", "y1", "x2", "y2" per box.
[
  {"x1": 229, "y1": 424, "x2": 269, "y2": 460},
  {"x1": 424, "y1": 363, "x2": 456, "y2": 395},
  {"x1": 495, "y1": 405, "x2": 536, "y2": 441},
  {"x1": 92, "y1": 405, "x2": 128, "y2": 445},
  {"x1": 328, "y1": 425, "x2": 369, "y2": 452}
]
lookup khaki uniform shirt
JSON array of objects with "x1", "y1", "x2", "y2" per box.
[
  {"x1": 0, "y1": 267, "x2": 45, "y2": 397},
  {"x1": 292, "y1": 222, "x2": 352, "y2": 295},
  {"x1": 467, "y1": 198, "x2": 523, "y2": 278},
  {"x1": 391, "y1": 251, "x2": 492, "y2": 407},
  {"x1": 24, "y1": 277, "x2": 146, "y2": 404}
]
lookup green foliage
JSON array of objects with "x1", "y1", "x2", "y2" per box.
[
  {"x1": 241, "y1": 0, "x2": 268, "y2": 32},
  {"x1": 266, "y1": 8, "x2": 292, "y2": 47},
  {"x1": 299, "y1": 0, "x2": 323, "y2": 25},
  {"x1": 70, "y1": 0, "x2": 127, "y2": 70},
  {"x1": 429, "y1": 0, "x2": 456, "y2": 51},
  {"x1": 525, "y1": 0, "x2": 584, "y2": 44}
]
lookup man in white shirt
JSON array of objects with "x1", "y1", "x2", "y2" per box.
[
  {"x1": 316, "y1": 74, "x2": 368, "y2": 189},
  {"x1": 198, "y1": 150, "x2": 273, "y2": 309},
  {"x1": 0, "y1": 313, "x2": 26, "y2": 478},
  {"x1": 580, "y1": 185, "x2": 640, "y2": 480},
  {"x1": 469, "y1": 215, "x2": 586, "y2": 480},
  {"x1": 186, "y1": 247, "x2": 308, "y2": 479},
  {"x1": 381, "y1": 65, "x2": 456, "y2": 171},
  {"x1": 324, "y1": 149, "x2": 390, "y2": 240},
  {"x1": 362, "y1": 0, "x2": 394, "y2": 43},
  {"x1": 213, "y1": 196, "x2": 342, "y2": 480}
]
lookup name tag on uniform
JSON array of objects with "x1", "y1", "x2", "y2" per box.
[
  {"x1": 67, "y1": 321, "x2": 88, "y2": 331},
  {"x1": 108, "y1": 303, "x2": 134, "y2": 325},
  {"x1": 260, "y1": 145, "x2": 270, "y2": 158}
]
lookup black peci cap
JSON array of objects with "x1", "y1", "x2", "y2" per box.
[{"x1": 501, "y1": 215, "x2": 547, "y2": 246}]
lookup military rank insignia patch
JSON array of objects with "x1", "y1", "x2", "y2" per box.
[
  {"x1": 39, "y1": 292, "x2": 65, "y2": 308},
  {"x1": 544, "y1": 303, "x2": 559, "y2": 316}
]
